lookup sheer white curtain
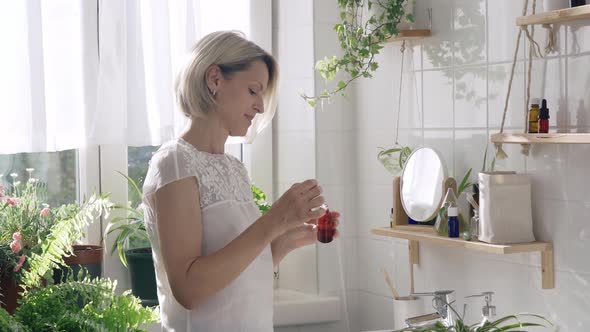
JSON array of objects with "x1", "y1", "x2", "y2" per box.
[
  {"x1": 0, "y1": 0, "x2": 98, "y2": 153},
  {"x1": 0, "y1": 0, "x2": 270, "y2": 153}
]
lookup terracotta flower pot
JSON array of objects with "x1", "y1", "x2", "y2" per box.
[
  {"x1": 53, "y1": 245, "x2": 103, "y2": 283},
  {"x1": 0, "y1": 274, "x2": 22, "y2": 315}
]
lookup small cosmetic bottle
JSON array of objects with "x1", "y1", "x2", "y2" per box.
[
  {"x1": 317, "y1": 208, "x2": 336, "y2": 243},
  {"x1": 538, "y1": 99, "x2": 550, "y2": 133},
  {"x1": 448, "y1": 207, "x2": 460, "y2": 238}
]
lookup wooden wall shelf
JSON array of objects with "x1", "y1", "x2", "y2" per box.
[
  {"x1": 371, "y1": 227, "x2": 554, "y2": 289},
  {"x1": 516, "y1": 5, "x2": 590, "y2": 26},
  {"x1": 388, "y1": 29, "x2": 431, "y2": 42},
  {"x1": 491, "y1": 133, "x2": 590, "y2": 144}
]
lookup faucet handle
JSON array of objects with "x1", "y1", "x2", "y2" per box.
[{"x1": 466, "y1": 292, "x2": 496, "y2": 318}]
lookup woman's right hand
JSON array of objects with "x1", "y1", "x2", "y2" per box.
[{"x1": 265, "y1": 179, "x2": 325, "y2": 237}]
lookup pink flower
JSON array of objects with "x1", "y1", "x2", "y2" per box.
[
  {"x1": 10, "y1": 231, "x2": 23, "y2": 253},
  {"x1": 13, "y1": 255, "x2": 26, "y2": 272},
  {"x1": 5, "y1": 197, "x2": 16, "y2": 206},
  {"x1": 10, "y1": 240, "x2": 22, "y2": 254},
  {"x1": 40, "y1": 207, "x2": 50, "y2": 217}
]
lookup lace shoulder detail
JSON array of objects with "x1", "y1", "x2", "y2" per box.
[{"x1": 175, "y1": 139, "x2": 253, "y2": 209}]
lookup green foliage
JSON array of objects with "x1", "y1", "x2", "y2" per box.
[
  {"x1": 0, "y1": 306, "x2": 28, "y2": 332},
  {"x1": 301, "y1": 0, "x2": 412, "y2": 106},
  {"x1": 21, "y1": 193, "x2": 113, "y2": 290},
  {"x1": 457, "y1": 168, "x2": 472, "y2": 195},
  {"x1": 12, "y1": 278, "x2": 159, "y2": 332},
  {"x1": 251, "y1": 184, "x2": 271, "y2": 215},
  {"x1": 377, "y1": 144, "x2": 413, "y2": 175},
  {"x1": 0, "y1": 170, "x2": 110, "y2": 291},
  {"x1": 397, "y1": 313, "x2": 551, "y2": 331},
  {"x1": 106, "y1": 172, "x2": 148, "y2": 267}
]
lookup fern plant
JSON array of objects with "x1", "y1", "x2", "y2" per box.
[
  {"x1": 21, "y1": 193, "x2": 113, "y2": 290},
  {"x1": 11, "y1": 277, "x2": 159, "y2": 332},
  {"x1": 0, "y1": 306, "x2": 27, "y2": 331}
]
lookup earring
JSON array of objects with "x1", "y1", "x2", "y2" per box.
[{"x1": 213, "y1": 90, "x2": 217, "y2": 97}]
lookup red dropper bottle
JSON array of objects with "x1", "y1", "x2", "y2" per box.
[
  {"x1": 538, "y1": 99, "x2": 550, "y2": 134},
  {"x1": 317, "y1": 207, "x2": 335, "y2": 243}
]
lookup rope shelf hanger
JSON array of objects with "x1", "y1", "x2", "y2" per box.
[{"x1": 495, "y1": 0, "x2": 544, "y2": 159}]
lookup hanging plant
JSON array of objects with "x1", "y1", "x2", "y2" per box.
[
  {"x1": 377, "y1": 145, "x2": 413, "y2": 175},
  {"x1": 301, "y1": 0, "x2": 414, "y2": 107}
]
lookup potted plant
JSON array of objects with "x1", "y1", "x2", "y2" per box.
[
  {"x1": 301, "y1": 0, "x2": 414, "y2": 107},
  {"x1": 106, "y1": 173, "x2": 157, "y2": 306},
  {"x1": 0, "y1": 277, "x2": 159, "y2": 331},
  {"x1": 0, "y1": 171, "x2": 112, "y2": 313}
]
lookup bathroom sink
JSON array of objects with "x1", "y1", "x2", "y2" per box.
[{"x1": 273, "y1": 288, "x2": 341, "y2": 326}]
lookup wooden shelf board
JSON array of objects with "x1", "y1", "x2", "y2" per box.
[
  {"x1": 491, "y1": 133, "x2": 590, "y2": 144},
  {"x1": 388, "y1": 29, "x2": 431, "y2": 42},
  {"x1": 516, "y1": 5, "x2": 590, "y2": 26},
  {"x1": 371, "y1": 227, "x2": 552, "y2": 255}
]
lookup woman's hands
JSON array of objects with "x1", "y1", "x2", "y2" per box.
[
  {"x1": 269, "y1": 208, "x2": 341, "y2": 266},
  {"x1": 265, "y1": 179, "x2": 326, "y2": 238}
]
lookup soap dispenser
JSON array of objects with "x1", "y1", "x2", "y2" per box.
[{"x1": 467, "y1": 292, "x2": 496, "y2": 327}]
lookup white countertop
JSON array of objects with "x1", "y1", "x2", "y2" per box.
[
  {"x1": 273, "y1": 288, "x2": 341, "y2": 326},
  {"x1": 146, "y1": 288, "x2": 341, "y2": 330}
]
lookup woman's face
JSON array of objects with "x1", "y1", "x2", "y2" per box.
[{"x1": 212, "y1": 60, "x2": 269, "y2": 137}]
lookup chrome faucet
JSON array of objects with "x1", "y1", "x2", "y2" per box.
[{"x1": 405, "y1": 290, "x2": 456, "y2": 328}]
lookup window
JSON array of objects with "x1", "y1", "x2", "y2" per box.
[{"x1": 0, "y1": 150, "x2": 78, "y2": 207}]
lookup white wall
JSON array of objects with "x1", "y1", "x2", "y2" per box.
[
  {"x1": 349, "y1": 0, "x2": 590, "y2": 331},
  {"x1": 272, "y1": 0, "x2": 318, "y2": 295}
]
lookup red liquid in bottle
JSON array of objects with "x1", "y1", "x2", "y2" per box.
[{"x1": 317, "y1": 209, "x2": 335, "y2": 243}]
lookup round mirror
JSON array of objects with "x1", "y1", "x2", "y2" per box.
[{"x1": 400, "y1": 147, "x2": 447, "y2": 222}]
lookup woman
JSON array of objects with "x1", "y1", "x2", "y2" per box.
[{"x1": 142, "y1": 31, "x2": 340, "y2": 331}]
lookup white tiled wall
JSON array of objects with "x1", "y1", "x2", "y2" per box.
[
  {"x1": 276, "y1": 0, "x2": 590, "y2": 331},
  {"x1": 347, "y1": 0, "x2": 590, "y2": 331}
]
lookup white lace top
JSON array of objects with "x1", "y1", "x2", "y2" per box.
[{"x1": 142, "y1": 138, "x2": 274, "y2": 332}]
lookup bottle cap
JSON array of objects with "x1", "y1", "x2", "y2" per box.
[
  {"x1": 531, "y1": 98, "x2": 540, "y2": 105},
  {"x1": 539, "y1": 99, "x2": 550, "y2": 119},
  {"x1": 448, "y1": 207, "x2": 458, "y2": 216}
]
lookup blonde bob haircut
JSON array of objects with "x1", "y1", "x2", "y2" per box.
[{"x1": 175, "y1": 30, "x2": 279, "y2": 143}]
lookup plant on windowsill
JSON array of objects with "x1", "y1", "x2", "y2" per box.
[
  {"x1": 0, "y1": 170, "x2": 112, "y2": 314},
  {"x1": 301, "y1": 0, "x2": 414, "y2": 107},
  {"x1": 106, "y1": 172, "x2": 157, "y2": 306}
]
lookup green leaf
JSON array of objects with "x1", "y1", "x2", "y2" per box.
[{"x1": 458, "y1": 168, "x2": 473, "y2": 194}]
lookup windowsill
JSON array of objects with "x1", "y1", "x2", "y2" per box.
[
  {"x1": 273, "y1": 288, "x2": 341, "y2": 327},
  {"x1": 145, "y1": 288, "x2": 341, "y2": 330}
]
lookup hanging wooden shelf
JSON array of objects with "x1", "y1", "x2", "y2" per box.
[
  {"x1": 387, "y1": 29, "x2": 431, "y2": 42},
  {"x1": 371, "y1": 226, "x2": 554, "y2": 289},
  {"x1": 516, "y1": 5, "x2": 590, "y2": 26},
  {"x1": 491, "y1": 133, "x2": 590, "y2": 144}
]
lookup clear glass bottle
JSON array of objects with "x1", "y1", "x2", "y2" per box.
[
  {"x1": 469, "y1": 208, "x2": 480, "y2": 241},
  {"x1": 435, "y1": 187, "x2": 458, "y2": 236}
]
